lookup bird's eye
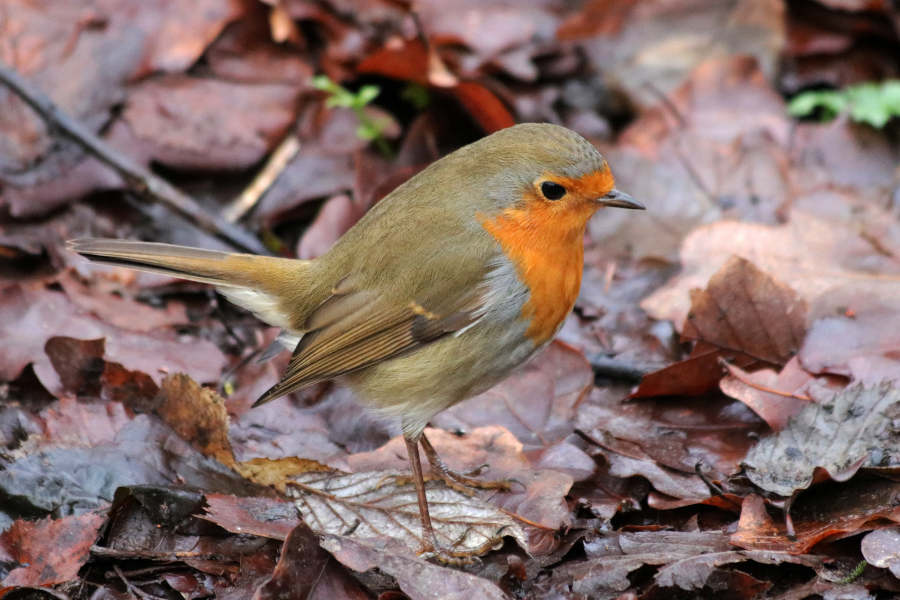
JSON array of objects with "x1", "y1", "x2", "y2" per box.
[{"x1": 540, "y1": 181, "x2": 566, "y2": 200}]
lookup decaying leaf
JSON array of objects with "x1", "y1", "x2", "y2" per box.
[
  {"x1": 287, "y1": 468, "x2": 527, "y2": 558},
  {"x1": 743, "y1": 383, "x2": 900, "y2": 497}
]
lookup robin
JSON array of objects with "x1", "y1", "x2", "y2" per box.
[{"x1": 69, "y1": 122, "x2": 643, "y2": 559}]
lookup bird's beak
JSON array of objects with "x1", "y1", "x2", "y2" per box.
[{"x1": 598, "y1": 189, "x2": 644, "y2": 210}]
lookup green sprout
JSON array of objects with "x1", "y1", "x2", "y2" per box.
[
  {"x1": 312, "y1": 75, "x2": 392, "y2": 156},
  {"x1": 789, "y1": 80, "x2": 900, "y2": 128}
]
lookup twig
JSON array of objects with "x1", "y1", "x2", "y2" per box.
[
  {"x1": 223, "y1": 134, "x2": 301, "y2": 223},
  {"x1": 0, "y1": 60, "x2": 269, "y2": 255},
  {"x1": 586, "y1": 354, "x2": 650, "y2": 382},
  {"x1": 409, "y1": 6, "x2": 457, "y2": 88},
  {"x1": 112, "y1": 565, "x2": 167, "y2": 600}
]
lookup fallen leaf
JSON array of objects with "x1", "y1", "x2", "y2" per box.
[
  {"x1": 732, "y1": 481, "x2": 900, "y2": 553},
  {"x1": 0, "y1": 282, "x2": 226, "y2": 388},
  {"x1": 579, "y1": 0, "x2": 785, "y2": 109},
  {"x1": 682, "y1": 256, "x2": 806, "y2": 365},
  {"x1": 121, "y1": 74, "x2": 301, "y2": 170},
  {"x1": 320, "y1": 534, "x2": 509, "y2": 600},
  {"x1": 287, "y1": 467, "x2": 527, "y2": 559},
  {"x1": 202, "y1": 493, "x2": 301, "y2": 541},
  {"x1": 579, "y1": 388, "x2": 764, "y2": 487},
  {"x1": 641, "y1": 214, "x2": 900, "y2": 329},
  {"x1": 634, "y1": 256, "x2": 806, "y2": 398},
  {"x1": 801, "y1": 307, "x2": 900, "y2": 385},
  {"x1": 544, "y1": 529, "x2": 820, "y2": 597},
  {"x1": 0, "y1": 414, "x2": 259, "y2": 516},
  {"x1": 861, "y1": 527, "x2": 900, "y2": 579},
  {"x1": 0, "y1": 511, "x2": 106, "y2": 587},
  {"x1": 349, "y1": 426, "x2": 576, "y2": 533},
  {"x1": 719, "y1": 358, "x2": 820, "y2": 430},
  {"x1": 253, "y1": 523, "x2": 369, "y2": 600},
  {"x1": 156, "y1": 374, "x2": 236, "y2": 468},
  {"x1": 743, "y1": 382, "x2": 900, "y2": 497}
]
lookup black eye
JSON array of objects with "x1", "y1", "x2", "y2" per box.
[{"x1": 541, "y1": 181, "x2": 566, "y2": 200}]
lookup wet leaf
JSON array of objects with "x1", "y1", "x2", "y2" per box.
[
  {"x1": 861, "y1": 527, "x2": 900, "y2": 578},
  {"x1": 732, "y1": 480, "x2": 900, "y2": 553},
  {"x1": 743, "y1": 382, "x2": 900, "y2": 497}
]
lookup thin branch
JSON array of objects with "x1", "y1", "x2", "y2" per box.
[
  {"x1": 0, "y1": 60, "x2": 269, "y2": 255},
  {"x1": 223, "y1": 133, "x2": 301, "y2": 223},
  {"x1": 586, "y1": 354, "x2": 651, "y2": 382}
]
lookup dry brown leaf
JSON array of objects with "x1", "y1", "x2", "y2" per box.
[
  {"x1": 287, "y1": 468, "x2": 527, "y2": 558},
  {"x1": 743, "y1": 382, "x2": 900, "y2": 497},
  {"x1": 634, "y1": 256, "x2": 806, "y2": 398},
  {"x1": 0, "y1": 282, "x2": 226, "y2": 389},
  {"x1": 157, "y1": 374, "x2": 235, "y2": 468},
  {"x1": 642, "y1": 214, "x2": 900, "y2": 329},
  {"x1": 121, "y1": 74, "x2": 301, "y2": 171},
  {"x1": 682, "y1": 256, "x2": 806, "y2": 364},
  {"x1": 252, "y1": 523, "x2": 369, "y2": 600}
]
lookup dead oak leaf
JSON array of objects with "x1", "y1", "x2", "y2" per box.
[
  {"x1": 743, "y1": 382, "x2": 900, "y2": 498},
  {"x1": 287, "y1": 468, "x2": 527, "y2": 559}
]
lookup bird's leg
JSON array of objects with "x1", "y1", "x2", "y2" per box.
[
  {"x1": 420, "y1": 432, "x2": 511, "y2": 494},
  {"x1": 404, "y1": 435, "x2": 441, "y2": 556}
]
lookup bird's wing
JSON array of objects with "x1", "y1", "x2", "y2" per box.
[{"x1": 252, "y1": 275, "x2": 488, "y2": 406}]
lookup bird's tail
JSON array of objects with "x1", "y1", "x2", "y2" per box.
[{"x1": 67, "y1": 238, "x2": 310, "y2": 331}]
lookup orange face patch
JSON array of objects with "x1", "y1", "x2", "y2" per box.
[{"x1": 480, "y1": 168, "x2": 615, "y2": 344}]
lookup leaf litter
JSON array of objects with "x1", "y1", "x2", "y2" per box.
[{"x1": 2, "y1": 0, "x2": 900, "y2": 597}]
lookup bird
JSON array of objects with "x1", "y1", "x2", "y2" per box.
[{"x1": 68, "y1": 122, "x2": 643, "y2": 560}]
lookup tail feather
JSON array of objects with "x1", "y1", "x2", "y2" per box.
[{"x1": 67, "y1": 238, "x2": 309, "y2": 330}]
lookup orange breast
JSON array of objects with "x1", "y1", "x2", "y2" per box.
[{"x1": 480, "y1": 196, "x2": 595, "y2": 345}]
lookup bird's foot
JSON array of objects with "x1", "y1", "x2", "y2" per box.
[{"x1": 420, "y1": 434, "x2": 513, "y2": 495}]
